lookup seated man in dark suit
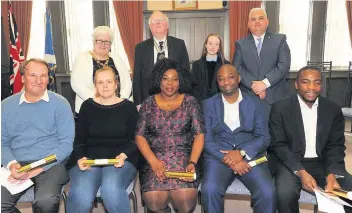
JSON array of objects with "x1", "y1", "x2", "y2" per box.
[
  {"x1": 133, "y1": 10, "x2": 190, "y2": 106},
  {"x1": 201, "y1": 64, "x2": 276, "y2": 213},
  {"x1": 269, "y1": 66, "x2": 352, "y2": 213}
]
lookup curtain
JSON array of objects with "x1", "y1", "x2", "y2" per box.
[
  {"x1": 229, "y1": 1, "x2": 261, "y2": 62},
  {"x1": 347, "y1": 0, "x2": 352, "y2": 48},
  {"x1": 113, "y1": 1, "x2": 143, "y2": 72},
  {"x1": 1, "y1": 1, "x2": 32, "y2": 58}
]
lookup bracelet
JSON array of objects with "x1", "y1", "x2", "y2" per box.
[{"x1": 188, "y1": 161, "x2": 197, "y2": 166}]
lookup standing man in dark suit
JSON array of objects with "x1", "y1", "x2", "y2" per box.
[
  {"x1": 269, "y1": 66, "x2": 352, "y2": 213},
  {"x1": 133, "y1": 11, "x2": 190, "y2": 106},
  {"x1": 201, "y1": 64, "x2": 276, "y2": 213},
  {"x1": 233, "y1": 8, "x2": 291, "y2": 107}
]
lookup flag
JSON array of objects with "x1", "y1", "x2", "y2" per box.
[
  {"x1": 44, "y1": 6, "x2": 57, "y2": 92},
  {"x1": 8, "y1": 2, "x2": 25, "y2": 94}
]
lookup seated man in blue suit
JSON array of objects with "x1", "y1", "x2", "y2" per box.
[{"x1": 201, "y1": 64, "x2": 276, "y2": 213}]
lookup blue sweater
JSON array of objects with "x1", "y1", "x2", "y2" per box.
[{"x1": 1, "y1": 91, "x2": 75, "y2": 171}]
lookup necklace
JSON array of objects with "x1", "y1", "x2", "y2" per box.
[{"x1": 90, "y1": 51, "x2": 109, "y2": 68}]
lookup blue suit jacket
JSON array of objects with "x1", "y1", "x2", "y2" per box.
[{"x1": 202, "y1": 92, "x2": 270, "y2": 162}]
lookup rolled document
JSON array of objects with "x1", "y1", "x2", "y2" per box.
[
  {"x1": 234, "y1": 156, "x2": 268, "y2": 174},
  {"x1": 165, "y1": 171, "x2": 197, "y2": 180},
  {"x1": 18, "y1": 154, "x2": 57, "y2": 173},
  {"x1": 82, "y1": 159, "x2": 119, "y2": 166},
  {"x1": 332, "y1": 188, "x2": 352, "y2": 200},
  {"x1": 248, "y1": 156, "x2": 267, "y2": 167}
]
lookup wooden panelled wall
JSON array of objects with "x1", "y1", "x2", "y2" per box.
[
  {"x1": 44, "y1": 1, "x2": 351, "y2": 110},
  {"x1": 143, "y1": 10, "x2": 226, "y2": 63}
]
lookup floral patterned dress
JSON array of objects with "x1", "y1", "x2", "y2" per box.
[{"x1": 136, "y1": 94, "x2": 205, "y2": 192}]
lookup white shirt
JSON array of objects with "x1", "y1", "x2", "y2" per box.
[
  {"x1": 222, "y1": 90, "x2": 252, "y2": 160},
  {"x1": 252, "y1": 33, "x2": 271, "y2": 88},
  {"x1": 153, "y1": 37, "x2": 168, "y2": 64},
  {"x1": 19, "y1": 90, "x2": 49, "y2": 105},
  {"x1": 222, "y1": 90, "x2": 243, "y2": 131},
  {"x1": 252, "y1": 33, "x2": 266, "y2": 48},
  {"x1": 297, "y1": 95, "x2": 318, "y2": 158}
]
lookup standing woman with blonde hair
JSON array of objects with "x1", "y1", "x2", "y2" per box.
[
  {"x1": 66, "y1": 67, "x2": 139, "y2": 213},
  {"x1": 191, "y1": 34, "x2": 229, "y2": 102},
  {"x1": 71, "y1": 26, "x2": 131, "y2": 123}
]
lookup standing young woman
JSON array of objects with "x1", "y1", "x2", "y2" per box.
[{"x1": 191, "y1": 34, "x2": 229, "y2": 102}]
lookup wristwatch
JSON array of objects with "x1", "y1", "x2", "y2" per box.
[{"x1": 239, "y1": 149, "x2": 246, "y2": 158}]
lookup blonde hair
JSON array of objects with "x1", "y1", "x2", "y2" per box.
[
  {"x1": 93, "y1": 67, "x2": 120, "y2": 98},
  {"x1": 92, "y1": 26, "x2": 114, "y2": 42}
]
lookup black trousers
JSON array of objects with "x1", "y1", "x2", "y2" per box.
[
  {"x1": 1, "y1": 163, "x2": 69, "y2": 213},
  {"x1": 272, "y1": 158, "x2": 352, "y2": 213}
]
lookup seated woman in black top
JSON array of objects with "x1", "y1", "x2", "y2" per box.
[
  {"x1": 66, "y1": 67, "x2": 139, "y2": 213},
  {"x1": 191, "y1": 34, "x2": 229, "y2": 102}
]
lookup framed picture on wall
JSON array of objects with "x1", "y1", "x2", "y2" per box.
[{"x1": 173, "y1": 0, "x2": 198, "y2": 10}]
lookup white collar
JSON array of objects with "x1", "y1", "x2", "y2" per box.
[
  {"x1": 252, "y1": 32, "x2": 266, "y2": 41},
  {"x1": 153, "y1": 37, "x2": 167, "y2": 43},
  {"x1": 297, "y1": 94, "x2": 319, "y2": 109},
  {"x1": 19, "y1": 90, "x2": 49, "y2": 105},
  {"x1": 222, "y1": 89, "x2": 243, "y2": 105}
]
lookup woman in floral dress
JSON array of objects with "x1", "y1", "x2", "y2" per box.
[{"x1": 136, "y1": 58, "x2": 205, "y2": 213}]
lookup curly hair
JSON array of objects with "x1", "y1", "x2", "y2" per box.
[{"x1": 149, "y1": 58, "x2": 192, "y2": 95}]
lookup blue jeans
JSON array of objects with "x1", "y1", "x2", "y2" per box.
[{"x1": 66, "y1": 162, "x2": 137, "y2": 213}]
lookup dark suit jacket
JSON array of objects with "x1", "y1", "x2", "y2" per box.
[
  {"x1": 202, "y1": 92, "x2": 270, "y2": 162},
  {"x1": 133, "y1": 36, "x2": 190, "y2": 105},
  {"x1": 233, "y1": 32, "x2": 291, "y2": 104},
  {"x1": 191, "y1": 56, "x2": 229, "y2": 103},
  {"x1": 269, "y1": 95, "x2": 346, "y2": 176}
]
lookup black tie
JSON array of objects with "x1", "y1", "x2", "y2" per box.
[{"x1": 159, "y1": 41, "x2": 164, "y2": 51}]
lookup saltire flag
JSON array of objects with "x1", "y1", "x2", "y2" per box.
[
  {"x1": 8, "y1": 2, "x2": 25, "y2": 94},
  {"x1": 44, "y1": 6, "x2": 57, "y2": 92}
]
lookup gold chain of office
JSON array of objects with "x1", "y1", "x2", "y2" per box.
[{"x1": 89, "y1": 51, "x2": 110, "y2": 68}]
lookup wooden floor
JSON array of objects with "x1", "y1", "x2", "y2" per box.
[{"x1": 17, "y1": 124, "x2": 352, "y2": 213}]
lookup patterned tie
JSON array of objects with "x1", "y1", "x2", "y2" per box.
[
  {"x1": 159, "y1": 41, "x2": 164, "y2": 51},
  {"x1": 256, "y1": 37, "x2": 262, "y2": 56}
]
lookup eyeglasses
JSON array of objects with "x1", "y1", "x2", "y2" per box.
[
  {"x1": 151, "y1": 18, "x2": 166, "y2": 24},
  {"x1": 95, "y1": 40, "x2": 112, "y2": 45}
]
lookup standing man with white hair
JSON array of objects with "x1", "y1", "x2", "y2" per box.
[
  {"x1": 233, "y1": 8, "x2": 291, "y2": 109},
  {"x1": 133, "y1": 11, "x2": 190, "y2": 106},
  {"x1": 71, "y1": 26, "x2": 132, "y2": 122}
]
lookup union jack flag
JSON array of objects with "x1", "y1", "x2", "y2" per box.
[{"x1": 8, "y1": 2, "x2": 25, "y2": 94}]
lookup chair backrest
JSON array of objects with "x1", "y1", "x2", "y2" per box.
[{"x1": 307, "y1": 61, "x2": 333, "y2": 98}]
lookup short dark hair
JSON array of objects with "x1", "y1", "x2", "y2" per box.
[
  {"x1": 296, "y1": 66, "x2": 322, "y2": 82},
  {"x1": 149, "y1": 58, "x2": 192, "y2": 95},
  {"x1": 20, "y1": 58, "x2": 50, "y2": 76}
]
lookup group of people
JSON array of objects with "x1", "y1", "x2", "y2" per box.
[{"x1": 1, "y1": 7, "x2": 351, "y2": 213}]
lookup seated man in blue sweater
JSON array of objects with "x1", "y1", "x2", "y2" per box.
[
  {"x1": 201, "y1": 64, "x2": 276, "y2": 213},
  {"x1": 1, "y1": 58, "x2": 75, "y2": 213}
]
